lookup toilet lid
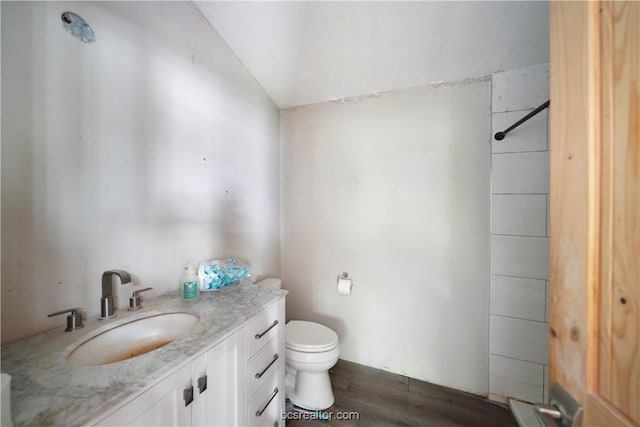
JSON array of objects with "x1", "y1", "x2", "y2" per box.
[{"x1": 286, "y1": 321, "x2": 339, "y2": 352}]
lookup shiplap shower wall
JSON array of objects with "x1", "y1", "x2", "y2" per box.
[{"x1": 489, "y1": 64, "x2": 550, "y2": 403}]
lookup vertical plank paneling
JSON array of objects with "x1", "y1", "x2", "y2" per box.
[
  {"x1": 598, "y1": 0, "x2": 615, "y2": 405},
  {"x1": 549, "y1": 0, "x2": 591, "y2": 405},
  {"x1": 600, "y1": 2, "x2": 640, "y2": 422}
]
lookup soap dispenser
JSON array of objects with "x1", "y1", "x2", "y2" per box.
[{"x1": 181, "y1": 266, "x2": 200, "y2": 301}]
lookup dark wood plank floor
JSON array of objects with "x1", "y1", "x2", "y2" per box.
[{"x1": 286, "y1": 360, "x2": 518, "y2": 427}]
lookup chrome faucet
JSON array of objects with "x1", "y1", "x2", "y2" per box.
[{"x1": 100, "y1": 269, "x2": 131, "y2": 319}]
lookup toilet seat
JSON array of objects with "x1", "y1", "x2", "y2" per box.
[{"x1": 286, "y1": 321, "x2": 338, "y2": 353}]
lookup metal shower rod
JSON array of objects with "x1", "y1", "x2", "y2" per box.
[{"x1": 494, "y1": 100, "x2": 550, "y2": 141}]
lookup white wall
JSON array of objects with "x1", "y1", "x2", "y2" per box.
[
  {"x1": 281, "y1": 79, "x2": 491, "y2": 394},
  {"x1": 199, "y1": 1, "x2": 549, "y2": 108},
  {"x1": 1, "y1": 1, "x2": 280, "y2": 343},
  {"x1": 489, "y1": 64, "x2": 550, "y2": 403}
]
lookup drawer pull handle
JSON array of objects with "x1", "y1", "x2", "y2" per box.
[
  {"x1": 274, "y1": 421, "x2": 279, "y2": 427},
  {"x1": 255, "y1": 320, "x2": 279, "y2": 339},
  {"x1": 255, "y1": 354, "x2": 279, "y2": 379},
  {"x1": 255, "y1": 387, "x2": 279, "y2": 417},
  {"x1": 197, "y1": 374, "x2": 208, "y2": 394},
  {"x1": 183, "y1": 385, "x2": 194, "y2": 407}
]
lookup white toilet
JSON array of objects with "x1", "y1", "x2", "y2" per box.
[
  {"x1": 256, "y1": 278, "x2": 340, "y2": 410},
  {"x1": 285, "y1": 320, "x2": 340, "y2": 410}
]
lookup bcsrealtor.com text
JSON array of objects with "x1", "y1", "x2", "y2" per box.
[{"x1": 282, "y1": 410, "x2": 361, "y2": 421}]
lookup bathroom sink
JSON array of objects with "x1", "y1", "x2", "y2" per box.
[{"x1": 67, "y1": 313, "x2": 199, "y2": 366}]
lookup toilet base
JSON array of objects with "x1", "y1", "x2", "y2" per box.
[{"x1": 286, "y1": 367, "x2": 335, "y2": 410}]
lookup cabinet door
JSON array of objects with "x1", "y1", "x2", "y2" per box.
[
  {"x1": 192, "y1": 329, "x2": 246, "y2": 427},
  {"x1": 95, "y1": 364, "x2": 193, "y2": 427}
]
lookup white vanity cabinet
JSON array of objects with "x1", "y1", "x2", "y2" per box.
[
  {"x1": 94, "y1": 329, "x2": 245, "y2": 427},
  {"x1": 91, "y1": 297, "x2": 286, "y2": 427},
  {"x1": 245, "y1": 299, "x2": 285, "y2": 427}
]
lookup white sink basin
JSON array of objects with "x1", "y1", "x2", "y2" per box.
[{"x1": 67, "y1": 313, "x2": 199, "y2": 366}]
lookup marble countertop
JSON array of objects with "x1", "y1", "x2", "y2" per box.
[{"x1": 1, "y1": 282, "x2": 287, "y2": 427}]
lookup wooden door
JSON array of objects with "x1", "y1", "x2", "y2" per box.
[{"x1": 550, "y1": 1, "x2": 639, "y2": 426}]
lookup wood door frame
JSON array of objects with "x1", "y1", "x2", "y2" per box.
[
  {"x1": 550, "y1": 1, "x2": 639, "y2": 426},
  {"x1": 549, "y1": 0, "x2": 594, "y2": 406}
]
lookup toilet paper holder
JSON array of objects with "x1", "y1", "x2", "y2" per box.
[{"x1": 337, "y1": 272, "x2": 353, "y2": 295}]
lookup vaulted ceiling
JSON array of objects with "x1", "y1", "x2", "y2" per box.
[{"x1": 195, "y1": 1, "x2": 549, "y2": 108}]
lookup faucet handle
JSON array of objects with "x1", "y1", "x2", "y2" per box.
[
  {"x1": 129, "y1": 287, "x2": 152, "y2": 311},
  {"x1": 48, "y1": 308, "x2": 84, "y2": 332},
  {"x1": 132, "y1": 287, "x2": 152, "y2": 298}
]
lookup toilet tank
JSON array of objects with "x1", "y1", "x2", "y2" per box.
[{"x1": 255, "y1": 277, "x2": 282, "y2": 290}]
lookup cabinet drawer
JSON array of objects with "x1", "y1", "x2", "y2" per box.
[
  {"x1": 246, "y1": 301, "x2": 282, "y2": 358},
  {"x1": 247, "y1": 336, "x2": 281, "y2": 399},
  {"x1": 248, "y1": 370, "x2": 282, "y2": 427}
]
